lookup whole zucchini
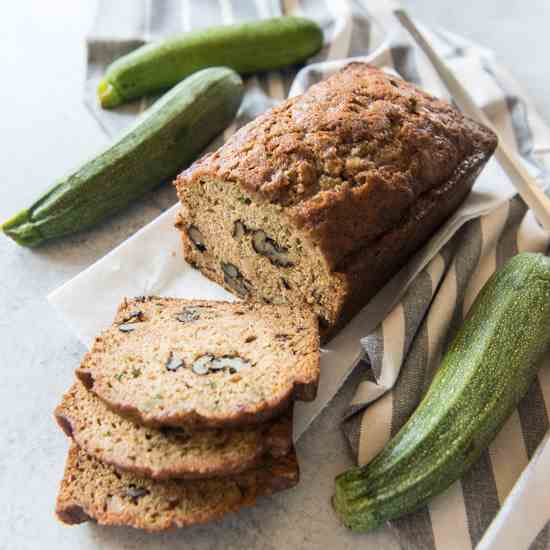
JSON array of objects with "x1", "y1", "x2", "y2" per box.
[
  {"x1": 334, "y1": 252, "x2": 550, "y2": 532},
  {"x1": 98, "y1": 16, "x2": 323, "y2": 108},
  {"x1": 3, "y1": 67, "x2": 243, "y2": 247}
]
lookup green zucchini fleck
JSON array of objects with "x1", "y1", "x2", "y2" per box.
[
  {"x1": 2, "y1": 67, "x2": 243, "y2": 247},
  {"x1": 333, "y1": 252, "x2": 550, "y2": 532},
  {"x1": 98, "y1": 16, "x2": 323, "y2": 108}
]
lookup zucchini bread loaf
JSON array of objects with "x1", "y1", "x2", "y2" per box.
[{"x1": 175, "y1": 62, "x2": 497, "y2": 337}]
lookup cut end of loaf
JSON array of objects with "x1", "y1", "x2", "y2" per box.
[{"x1": 175, "y1": 177, "x2": 347, "y2": 333}]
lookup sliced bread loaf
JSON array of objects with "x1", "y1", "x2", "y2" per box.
[
  {"x1": 175, "y1": 63, "x2": 497, "y2": 339},
  {"x1": 55, "y1": 381, "x2": 293, "y2": 480},
  {"x1": 56, "y1": 444, "x2": 299, "y2": 532},
  {"x1": 76, "y1": 297, "x2": 319, "y2": 429}
]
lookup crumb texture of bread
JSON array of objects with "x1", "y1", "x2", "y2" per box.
[
  {"x1": 175, "y1": 62, "x2": 497, "y2": 336},
  {"x1": 56, "y1": 445, "x2": 299, "y2": 532},
  {"x1": 75, "y1": 297, "x2": 319, "y2": 429},
  {"x1": 55, "y1": 381, "x2": 293, "y2": 480}
]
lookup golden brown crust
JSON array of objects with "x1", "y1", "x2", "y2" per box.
[
  {"x1": 56, "y1": 445, "x2": 299, "y2": 532},
  {"x1": 75, "y1": 297, "x2": 320, "y2": 430},
  {"x1": 178, "y1": 144, "x2": 477, "y2": 342},
  {"x1": 175, "y1": 62, "x2": 497, "y2": 270},
  {"x1": 54, "y1": 381, "x2": 293, "y2": 480},
  {"x1": 326, "y1": 151, "x2": 484, "y2": 337}
]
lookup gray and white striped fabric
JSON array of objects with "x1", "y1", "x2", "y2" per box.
[
  {"x1": 345, "y1": 198, "x2": 550, "y2": 550},
  {"x1": 86, "y1": 1, "x2": 550, "y2": 548}
]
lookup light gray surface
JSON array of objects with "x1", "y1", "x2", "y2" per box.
[{"x1": 0, "y1": 1, "x2": 549, "y2": 549}]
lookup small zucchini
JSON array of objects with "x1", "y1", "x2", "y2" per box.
[
  {"x1": 334, "y1": 252, "x2": 550, "y2": 532},
  {"x1": 98, "y1": 16, "x2": 323, "y2": 108},
  {"x1": 3, "y1": 67, "x2": 243, "y2": 247}
]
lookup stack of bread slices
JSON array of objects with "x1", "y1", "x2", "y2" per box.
[{"x1": 54, "y1": 296, "x2": 320, "y2": 532}]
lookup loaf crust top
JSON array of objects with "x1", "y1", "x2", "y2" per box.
[{"x1": 176, "y1": 63, "x2": 497, "y2": 268}]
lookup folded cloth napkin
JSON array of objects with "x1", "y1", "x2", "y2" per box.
[{"x1": 79, "y1": 1, "x2": 550, "y2": 548}]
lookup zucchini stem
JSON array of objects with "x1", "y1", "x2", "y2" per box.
[
  {"x1": 2, "y1": 208, "x2": 43, "y2": 247},
  {"x1": 98, "y1": 78, "x2": 123, "y2": 109}
]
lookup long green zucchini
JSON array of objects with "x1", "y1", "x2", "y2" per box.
[
  {"x1": 98, "y1": 16, "x2": 323, "y2": 108},
  {"x1": 2, "y1": 67, "x2": 243, "y2": 247},
  {"x1": 333, "y1": 252, "x2": 550, "y2": 532}
]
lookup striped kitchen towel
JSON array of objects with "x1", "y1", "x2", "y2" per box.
[
  {"x1": 343, "y1": 197, "x2": 550, "y2": 550},
  {"x1": 85, "y1": 1, "x2": 550, "y2": 548}
]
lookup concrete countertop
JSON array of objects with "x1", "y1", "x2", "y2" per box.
[{"x1": 1, "y1": 1, "x2": 549, "y2": 549}]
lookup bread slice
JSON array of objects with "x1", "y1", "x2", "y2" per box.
[
  {"x1": 56, "y1": 444, "x2": 299, "y2": 532},
  {"x1": 76, "y1": 297, "x2": 319, "y2": 429},
  {"x1": 55, "y1": 381, "x2": 293, "y2": 480},
  {"x1": 175, "y1": 63, "x2": 497, "y2": 339}
]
